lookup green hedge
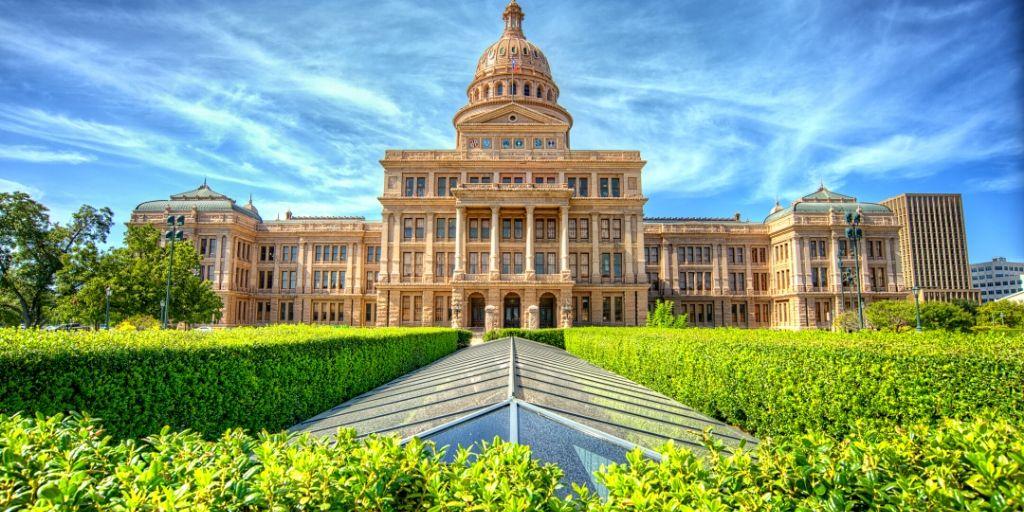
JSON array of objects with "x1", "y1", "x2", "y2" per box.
[
  {"x1": 2, "y1": 412, "x2": 1021, "y2": 510},
  {"x1": 484, "y1": 328, "x2": 564, "y2": 348},
  {"x1": 565, "y1": 327, "x2": 1024, "y2": 438},
  {"x1": 0, "y1": 325, "x2": 457, "y2": 439}
]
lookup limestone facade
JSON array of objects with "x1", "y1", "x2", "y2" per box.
[{"x1": 130, "y1": 1, "x2": 945, "y2": 330}]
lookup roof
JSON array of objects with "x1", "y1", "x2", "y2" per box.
[
  {"x1": 646, "y1": 215, "x2": 746, "y2": 224},
  {"x1": 134, "y1": 182, "x2": 262, "y2": 221},
  {"x1": 764, "y1": 185, "x2": 891, "y2": 223},
  {"x1": 291, "y1": 337, "x2": 756, "y2": 494}
]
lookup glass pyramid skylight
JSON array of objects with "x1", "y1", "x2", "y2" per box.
[{"x1": 291, "y1": 337, "x2": 757, "y2": 493}]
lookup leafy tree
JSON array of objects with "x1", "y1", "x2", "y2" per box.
[
  {"x1": 920, "y1": 301, "x2": 975, "y2": 332},
  {"x1": 57, "y1": 224, "x2": 222, "y2": 327},
  {"x1": 864, "y1": 300, "x2": 915, "y2": 332},
  {"x1": 832, "y1": 310, "x2": 861, "y2": 332},
  {"x1": 0, "y1": 192, "x2": 112, "y2": 327},
  {"x1": 976, "y1": 300, "x2": 1024, "y2": 328},
  {"x1": 647, "y1": 299, "x2": 688, "y2": 328}
]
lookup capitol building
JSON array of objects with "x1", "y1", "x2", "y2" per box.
[{"x1": 131, "y1": 1, "x2": 977, "y2": 330}]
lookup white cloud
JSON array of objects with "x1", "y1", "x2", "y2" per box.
[
  {"x1": 0, "y1": 144, "x2": 95, "y2": 164},
  {"x1": 0, "y1": 177, "x2": 42, "y2": 197}
]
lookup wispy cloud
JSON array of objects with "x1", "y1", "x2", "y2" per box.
[{"x1": 0, "y1": 144, "x2": 95, "y2": 164}]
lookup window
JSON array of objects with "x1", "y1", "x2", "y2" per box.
[
  {"x1": 279, "y1": 301, "x2": 294, "y2": 322},
  {"x1": 602, "y1": 295, "x2": 624, "y2": 323},
  {"x1": 502, "y1": 219, "x2": 512, "y2": 239},
  {"x1": 646, "y1": 246, "x2": 660, "y2": 264},
  {"x1": 600, "y1": 219, "x2": 610, "y2": 240},
  {"x1": 811, "y1": 267, "x2": 828, "y2": 289},
  {"x1": 502, "y1": 138, "x2": 511, "y2": 149},
  {"x1": 513, "y1": 219, "x2": 523, "y2": 239},
  {"x1": 534, "y1": 138, "x2": 542, "y2": 148},
  {"x1": 567, "y1": 177, "x2": 589, "y2": 197},
  {"x1": 255, "y1": 301, "x2": 271, "y2": 323},
  {"x1": 501, "y1": 252, "x2": 512, "y2": 274},
  {"x1": 404, "y1": 177, "x2": 415, "y2": 197},
  {"x1": 727, "y1": 247, "x2": 744, "y2": 264},
  {"x1": 366, "y1": 245, "x2": 381, "y2": 263},
  {"x1": 599, "y1": 177, "x2": 621, "y2": 197},
  {"x1": 258, "y1": 270, "x2": 274, "y2": 290},
  {"x1": 524, "y1": 84, "x2": 531, "y2": 96},
  {"x1": 573, "y1": 295, "x2": 591, "y2": 323},
  {"x1": 611, "y1": 219, "x2": 622, "y2": 240},
  {"x1": 535, "y1": 252, "x2": 557, "y2": 274},
  {"x1": 280, "y1": 271, "x2": 296, "y2": 290},
  {"x1": 436, "y1": 176, "x2": 457, "y2": 197},
  {"x1": 259, "y1": 245, "x2": 275, "y2": 262},
  {"x1": 469, "y1": 219, "x2": 479, "y2": 240},
  {"x1": 497, "y1": 83, "x2": 504, "y2": 95}
]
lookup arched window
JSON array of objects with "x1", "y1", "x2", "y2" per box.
[
  {"x1": 497, "y1": 83, "x2": 504, "y2": 96},
  {"x1": 536, "y1": 86, "x2": 543, "y2": 98},
  {"x1": 524, "y1": 84, "x2": 531, "y2": 97}
]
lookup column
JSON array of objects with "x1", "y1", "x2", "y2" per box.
[
  {"x1": 454, "y1": 207, "x2": 465, "y2": 274},
  {"x1": 489, "y1": 206, "x2": 500, "y2": 276},
  {"x1": 802, "y1": 238, "x2": 812, "y2": 291},
  {"x1": 379, "y1": 214, "x2": 390, "y2": 282},
  {"x1": 670, "y1": 242, "x2": 680, "y2": 293},
  {"x1": 353, "y1": 242, "x2": 363, "y2": 294},
  {"x1": 860, "y1": 237, "x2": 871, "y2": 292},
  {"x1": 792, "y1": 239, "x2": 802, "y2": 291},
  {"x1": 525, "y1": 206, "x2": 535, "y2": 276},
  {"x1": 391, "y1": 214, "x2": 402, "y2": 280},
  {"x1": 590, "y1": 212, "x2": 600, "y2": 284},
  {"x1": 745, "y1": 244, "x2": 753, "y2": 292},
  {"x1": 623, "y1": 214, "x2": 634, "y2": 283},
  {"x1": 715, "y1": 244, "x2": 726, "y2": 292},
  {"x1": 425, "y1": 213, "x2": 435, "y2": 281},
  {"x1": 660, "y1": 238, "x2": 669, "y2": 292},
  {"x1": 634, "y1": 215, "x2": 646, "y2": 282},
  {"x1": 559, "y1": 206, "x2": 570, "y2": 274},
  {"x1": 345, "y1": 242, "x2": 355, "y2": 292},
  {"x1": 830, "y1": 236, "x2": 841, "y2": 294},
  {"x1": 886, "y1": 237, "x2": 896, "y2": 292}
]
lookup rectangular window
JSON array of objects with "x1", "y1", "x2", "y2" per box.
[
  {"x1": 481, "y1": 219, "x2": 491, "y2": 239},
  {"x1": 600, "y1": 219, "x2": 610, "y2": 240},
  {"x1": 403, "y1": 218, "x2": 413, "y2": 240},
  {"x1": 502, "y1": 252, "x2": 511, "y2": 274},
  {"x1": 611, "y1": 178, "x2": 620, "y2": 197},
  {"x1": 579, "y1": 219, "x2": 589, "y2": 240},
  {"x1": 547, "y1": 219, "x2": 556, "y2": 240},
  {"x1": 415, "y1": 177, "x2": 425, "y2": 197},
  {"x1": 436, "y1": 217, "x2": 446, "y2": 239},
  {"x1": 600, "y1": 178, "x2": 609, "y2": 197},
  {"x1": 514, "y1": 252, "x2": 524, "y2": 274},
  {"x1": 404, "y1": 177, "x2": 414, "y2": 197},
  {"x1": 513, "y1": 219, "x2": 523, "y2": 240},
  {"x1": 502, "y1": 219, "x2": 512, "y2": 239},
  {"x1": 469, "y1": 219, "x2": 479, "y2": 240},
  {"x1": 601, "y1": 253, "x2": 611, "y2": 277},
  {"x1": 612, "y1": 219, "x2": 622, "y2": 240},
  {"x1": 415, "y1": 218, "x2": 425, "y2": 239},
  {"x1": 568, "y1": 219, "x2": 577, "y2": 240}
]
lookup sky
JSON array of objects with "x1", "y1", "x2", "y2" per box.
[{"x1": 0, "y1": 0, "x2": 1021, "y2": 262}]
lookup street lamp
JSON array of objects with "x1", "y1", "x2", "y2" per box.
[
  {"x1": 163, "y1": 215, "x2": 185, "y2": 328},
  {"x1": 104, "y1": 286, "x2": 111, "y2": 329},
  {"x1": 912, "y1": 285, "x2": 922, "y2": 332},
  {"x1": 844, "y1": 212, "x2": 865, "y2": 330}
]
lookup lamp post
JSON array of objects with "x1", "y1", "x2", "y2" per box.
[
  {"x1": 163, "y1": 215, "x2": 185, "y2": 329},
  {"x1": 912, "y1": 285, "x2": 922, "y2": 332},
  {"x1": 104, "y1": 286, "x2": 111, "y2": 329},
  {"x1": 845, "y1": 212, "x2": 865, "y2": 330}
]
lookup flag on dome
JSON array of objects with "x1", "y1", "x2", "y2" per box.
[{"x1": 510, "y1": 58, "x2": 519, "y2": 72}]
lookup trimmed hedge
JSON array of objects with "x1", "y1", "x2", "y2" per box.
[
  {"x1": 483, "y1": 328, "x2": 564, "y2": 348},
  {"x1": 2, "y1": 412, "x2": 1021, "y2": 510},
  {"x1": 565, "y1": 327, "x2": 1024, "y2": 438},
  {"x1": 0, "y1": 325, "x2": 457, "y2": 439}
]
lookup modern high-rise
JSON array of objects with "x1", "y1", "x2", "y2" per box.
[
  {"x1": 131, "y1": 0, "x2": 952, "y2": 330},
  {"x1": 971, "y1": 257, "x2": 1024, "y2": 302},
  {"x1": 881, "y1": 193, "x2": 979, "y2": 302}
]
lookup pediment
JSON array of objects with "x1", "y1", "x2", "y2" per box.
[{"x1": 460, "y1": 103, "x2": 567, "y2": 127}]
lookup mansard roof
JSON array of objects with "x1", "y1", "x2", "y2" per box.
[
  {"x1": 764, "y1": 185, "x2": 891, "y2": 223},
  {"x1": 291, "y1": 337, "x2": 756, "y2": 493}
]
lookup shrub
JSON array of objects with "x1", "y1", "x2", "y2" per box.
[
  {"x1": 565, "y1": 327, "x2": 1024, "y2": 438},
  {"x1": 3, "y1": 412, "x2": 1021, "y2": 510},
  {"x1": 0, "y1": 325, "x2": 457, "y2": 439},
  {"x1": 646, "y1": 299, "x2": 688, "y2": 328},
  {"x1": 114, "y1": 314, "x2": 160, "y2": 331},
  {"x1": 864, "y1": 299, "x2": 915, "y2": 331},
  {"x1": 455, "y1": 329, "x2": 473, "y2": 348},
  {"x1": 920, "y1": 300, "x2": 976, "y2": 332},
  {"x1": 832, "y1": 310, "x2": 861, "y2": 332},
  {"x1": 483, "y1": 328, "x2": 564, "y2": 348},
  {"x1": 977, "y1": 300, "x2": 1024, "y2": 328}
]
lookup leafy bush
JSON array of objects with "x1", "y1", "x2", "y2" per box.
[
  {"x1": 920, "y1": 300, "x2": 976, "y2": 332},
  {"x1": 864, "y1": 299, "x2": 915, "y2": 331},
  {"x1": 565, "y1": 327, "x2": 1024, "y2": 438},
  {"x1": 483, "y1": 328, "x2": 564, "y2": 348},
  {"x1": 646, "y1": 299, "x2": 688, "y2": 328},
  {"x1": 113, "y1": 314, "x2": 160, "y2": 331},
  {"x1": 0, "y1": 325, "x2": 457, "y2": 439},
  {"x1": 455, "y1": 329, "x2": 473, "y2": 348},
  {"x1": 977, "y1": 300, "x2": 1024, "y2": 328},
  {"x1": 2, "y1": 412, "x2": 1021, "y2": 510}
]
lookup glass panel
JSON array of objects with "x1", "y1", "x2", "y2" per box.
[
  {"x1": 423, "y1": 406, "x2": 510, "y2": 462},
  {"x1": 518, "y1": 407, "x2": 632, "y2": 497}
]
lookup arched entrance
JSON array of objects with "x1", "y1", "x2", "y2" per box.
[
  {"x1": 469, "y1": 293, "x2": 486, "y2": 328},
  {"x1": 503, "y1": 293, "x2": 521, "y2": 328},
  {"x1": 539, "y1": 293, "x2": 557, "y2": 328}
]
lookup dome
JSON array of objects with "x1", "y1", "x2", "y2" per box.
[{"x1": 474, "y1": 1, "x2": 551, "y2": 80}]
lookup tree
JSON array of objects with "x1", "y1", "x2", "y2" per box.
[
  {"x1": 647, "y1": 299, "x2": 688, "y2": 328},
  {"x1": 833, "y1": 310, "x2": 861, "y2": 332},
  {"x1": 57, "y1": 224, "x2": 222, "y2": 327},
  {"x1": 976, "y1": 300, "x2": 1024, "y2": 328},
  {"x1": 920, "y1": 301, "x2": 975, "y2": 333},
  {"x1": 864, "y1": 300, "x2": 915, "y2": 332},
  {"x1": 0, "y1": 192, "x2": 112, "y2": 327}
]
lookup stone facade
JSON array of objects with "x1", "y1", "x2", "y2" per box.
[{"x1": 130, "y1": 0, "x2": 955, "y2": 330}]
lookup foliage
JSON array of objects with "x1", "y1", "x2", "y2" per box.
[
  {"x1": 2, "y1": 412, "x2": 1021, "y2": 510},
  {"x1": 590, "y1": 416, "x2": 1024, "y2": 511},
  {"x1": 114, "y1": 314, "x2": 160, "y2": 331},
  {"x1": 864, "y1": 299, "x2": 915, "y2": 331},
  {"x1": 564, "y1": 327, "x2": 1024, "y2": 438},
  {"x1": 0, "y1": 325, "x2": 458, "y2": 439},
  {"x1": 456, "y1": 329, "x2": 473, "y2": 348},
  {"x1": 920, "y1": 300, "x2": 976, "y2": 332},
  {"x1": 832, "y1": 310, "x2": 861, "y2": 332},
  {"x1": 484, "y1": 328, "x2": 564, "y2": 348},
  {"x1": 56, "y1": 224, "x2": 222, "y2": 327},
  {"x1": 0, "y1": 192, "x2": 113, "y2": 327},
  {"x1": 646, "y1": 299, "x2": 688, "y2": 328},
  {"x1": 977, "y1": 300, "x2": 1024, "y2": 328}
]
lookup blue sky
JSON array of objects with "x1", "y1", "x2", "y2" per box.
[{"x1": 0, "y1": 0, "x2": 1021, "y2": 261}]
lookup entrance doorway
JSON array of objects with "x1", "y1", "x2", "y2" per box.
[
  {"x1": 469, "y1": 293, "x2": 486, "y2": 328},
  {"x1": 503, "y1": 293, "x2": 521, "y2": 328},
  {"x1": 539, "y1": 293, "x2": 556, "y2": 328}
]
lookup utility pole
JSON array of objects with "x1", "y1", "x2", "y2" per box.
[{"x1": 163, "y1": 215, "x2": 185, "y2": 328}]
